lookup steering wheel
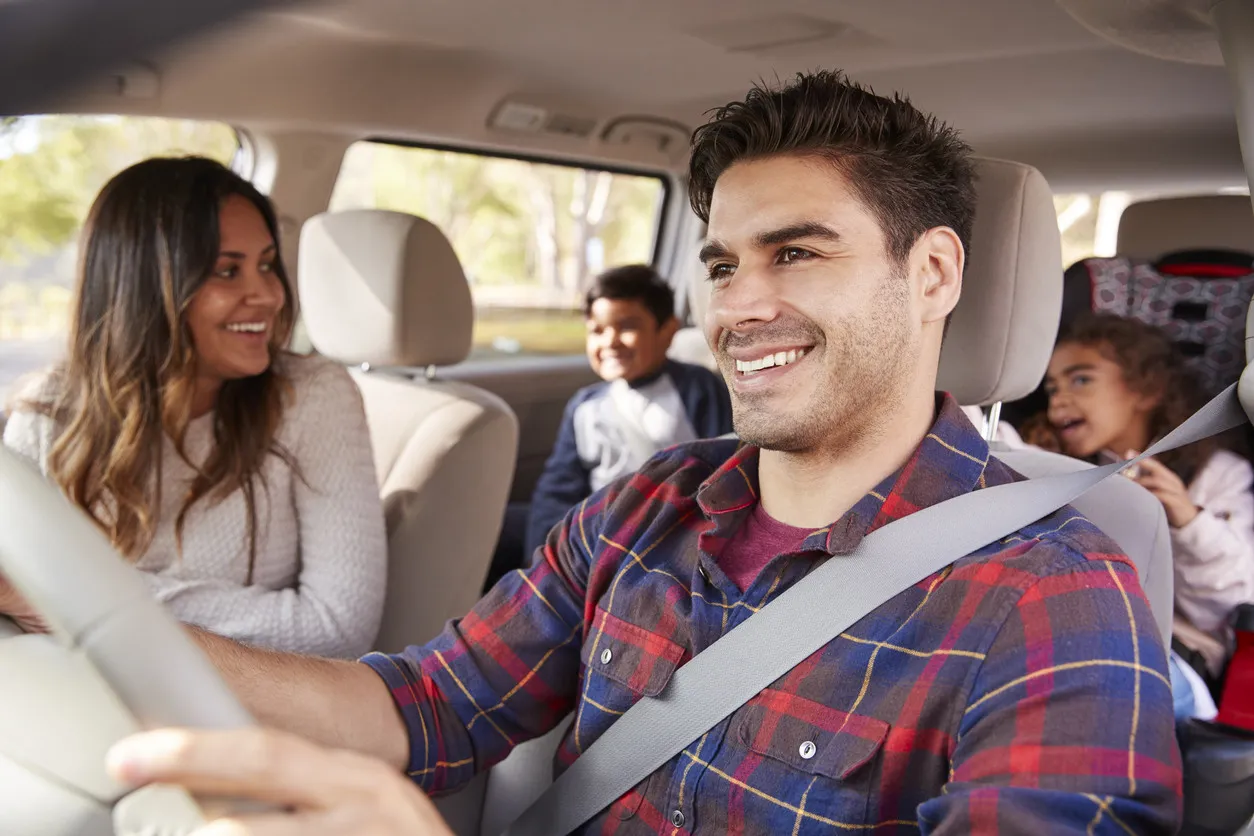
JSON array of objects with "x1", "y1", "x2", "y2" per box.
[{"x1": 0, "y1": 446, "x2": 259, "y2": 836}]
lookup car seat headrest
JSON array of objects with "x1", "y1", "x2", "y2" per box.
[
  {"x1": 298, "y1": 209, "x2": 474, "y2": 368},
  {"x1": 1118, "y1": 195, "x2": 1254, "y2": 262},
  {"x1": 937, "y1": 157, "x2": 1064, "y2": 406}
]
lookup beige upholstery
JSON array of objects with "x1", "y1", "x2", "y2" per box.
[
  {"x1": 667, "y1": 247, "x2": 718, "y2": 369},
  {"x1": 1117, "y1": 195, "x2": 1254, "y2": 261},
  {"x1": 300, "y1": 210, "x2": 519, "y2": 651},
  {"x1": 938, "y1": 157, "x2": 1063, "y2": 406},
  {"x1": 300, "y1": 209, "x2": 474, "y2": 368}
]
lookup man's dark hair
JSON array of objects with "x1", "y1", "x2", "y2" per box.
[
  {"x1": 688, "y1": 70, "x2": 977, "y2": 264},
  {"x1": 584, "y1": 264, "x2": 675, "y2": 326}
]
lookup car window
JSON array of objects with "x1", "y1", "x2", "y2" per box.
[
  {"x1": 329, "y1": 141, "x2": 668, "y2": 363},
  {"x1": 1054, "y1": 191, "x2": 1133, "y2": 268},
  {"x1": 0, "y1": 115, "x2": 239, "y2": 403}
]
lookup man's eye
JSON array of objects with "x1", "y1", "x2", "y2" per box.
[
  {"x1": 778, "y1": 247, "x2": 814, "y2": 264},
  {"x1": 706, "y1": 263, "x2": 734, "y2": 282}
]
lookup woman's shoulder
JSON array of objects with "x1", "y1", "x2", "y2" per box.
[
  {"x1": 276, "y1": 352, "x2": 357, "y2": 395},
  {"x1": 6, "y1": 366, "x2": 64, "y2": 412},
  {"x1": 3, "y1": 366, "x2": 64, "y2": 466},
  {"x1": 273, "y1": 352, "x2": 365, "y2": 426}
]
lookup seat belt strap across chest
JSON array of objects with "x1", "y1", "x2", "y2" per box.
[{"x1": 501, "y1": 382, "x2": 1249, "y2": 836}]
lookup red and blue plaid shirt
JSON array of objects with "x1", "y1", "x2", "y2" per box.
[{"x1": 363, "y1": 395, "x2": 1181, "y2": 834}]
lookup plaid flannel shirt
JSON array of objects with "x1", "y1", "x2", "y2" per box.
[{"x1": 363, "y1": 394, "x2": 1181, "y2": 834}]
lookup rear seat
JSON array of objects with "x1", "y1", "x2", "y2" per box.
[{"x1": 1005, "y1": 193, "x2": 1254, "y2": 427}]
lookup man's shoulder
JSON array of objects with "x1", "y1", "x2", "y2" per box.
[
  {"x1": 957, "y1": 457, "x2": 1136, "y2": 585},
  {"x1": 595, "y1": 438, "x2": 741, "y2": 507}
]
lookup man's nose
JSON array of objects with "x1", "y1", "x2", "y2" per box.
[{"x1": 708, "y1": 264, "x2": 780, "y2": 334}]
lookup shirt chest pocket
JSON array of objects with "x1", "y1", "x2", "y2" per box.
[
  {"x1": 730, "y1": 689, "x2": 890, "y2": 832},
  {"x1": 576, "y1": 607, "x2": 688, "y2": 821}
]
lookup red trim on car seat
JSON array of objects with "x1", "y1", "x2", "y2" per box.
[{"x1": 1157, "y1": 263, "x2": 1254, "y2": 278}]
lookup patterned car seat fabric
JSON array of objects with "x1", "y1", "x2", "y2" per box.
[
  {"x1": 1069, "y1": 250, "x2": 1254, "y2": 397},
  {"x1": 1003, "y1": 248, "x2": 1254, "y2": 429}
]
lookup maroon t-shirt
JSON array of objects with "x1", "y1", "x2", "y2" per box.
[{"x1": 719, "y1": 501, "x2": 813, "y2": 591}]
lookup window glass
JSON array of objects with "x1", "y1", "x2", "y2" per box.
[
  {"x1": 1053, "y1": 191, "x2": 1134, "y2": 267},
  {"x1": 0, "y1": 115, "x2": 239, "y2": 403},
  {"x1": 330, "y1": 141, "x2": 668, "y2": 362}
]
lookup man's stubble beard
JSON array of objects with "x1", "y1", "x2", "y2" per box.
[{"x1": 728, "y1": 281, "x2": 916, "y2": 455}]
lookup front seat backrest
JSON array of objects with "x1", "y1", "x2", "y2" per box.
[
  {"x1": 667, "y1": 247, "x2": 718, "y2": 371},
  {"x1": 299, "y1": 209, "x2": 520, "y2": 652},
  {"x1": 950, "y1": 158, "x2": 1173, "y2": 647}
]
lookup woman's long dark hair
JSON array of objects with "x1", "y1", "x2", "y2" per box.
[
  {"x1": 1058, "y1": 313, "x2": 1217, "y2": 483},
  {"x1": 30, "y1": 156, "x2": 296, "y2": 579}
]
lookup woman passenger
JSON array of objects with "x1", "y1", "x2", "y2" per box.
[{"x1": 1, "y1": 156, "x2": 387, "y2": 658}]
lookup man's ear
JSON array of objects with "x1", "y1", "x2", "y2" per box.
[{"x1": 912, "y1": 227, "x2": 964, "y2": 326}]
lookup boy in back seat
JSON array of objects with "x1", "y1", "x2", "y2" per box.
[{"x1": 524, "y1": 265, "x2": 732, "y2": 558}]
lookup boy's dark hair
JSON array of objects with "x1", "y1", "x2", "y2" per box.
[
  {"x1": 688, "y1": 70, "x2": 978, "y2": 265},
  {"x1": 584, "y1": 264, "x2": 675, "y2": 326}
]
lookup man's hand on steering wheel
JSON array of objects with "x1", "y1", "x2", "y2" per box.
[{"x1": 107, "y1": 727, "x2": 456, "y2": 836}]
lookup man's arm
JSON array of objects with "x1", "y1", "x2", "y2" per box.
[
  {"x1": 918, "y1": 552, "x2": 1182, "y2": 835},
  {"x1": 188, "y1": 483, "x2": 596, "y2": 797},
  {"x1": 189, "y1": 628, "x2": 411, "y2": 770}
]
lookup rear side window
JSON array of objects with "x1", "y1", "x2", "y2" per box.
[
  {"x1": 329, "y1": 141, "x2": 668, "y2": 362},
  {"x1": 0, "y1": 115, "x2": 239, "y2": 402}
]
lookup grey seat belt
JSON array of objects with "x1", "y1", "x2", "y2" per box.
[{"x1": 502, "y1": 382, "x2": 1248, "y2": 836}]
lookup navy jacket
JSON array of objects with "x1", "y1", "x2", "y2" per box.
[{"x1": 525, "y1": 360, "x2": 732, "y2": 555}]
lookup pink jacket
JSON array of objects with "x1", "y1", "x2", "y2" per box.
[{"x1": 1173, "y1": 449, "x2": 1254, "y2": 644}]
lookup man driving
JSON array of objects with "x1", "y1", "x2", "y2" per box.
[{"x1": 104, "y1": 70, "x2": 1181, "y2": 835}]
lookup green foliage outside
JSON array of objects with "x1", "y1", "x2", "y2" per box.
[
  {"x1": 0, "y1": 115, "x2": 238, "y2": 341},
  {"x1": 330, "y1": 142, "x2": 665, "y2": 358}
]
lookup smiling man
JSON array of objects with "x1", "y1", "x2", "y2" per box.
[{"x1": 111, "y1": 70, "x2": 1181, "y2": 835}]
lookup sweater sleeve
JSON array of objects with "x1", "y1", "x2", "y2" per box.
[
  {"x1": 2, "y1": 408, "x2": 49, "y2": 470},
  {"x1": 1172, "y1": 450, "x2": 1254, "y2": 635},
  {"x1": 525, "y1": 392, "x2": 592, "y2": 558},
  {"x1": 2, "y1": 371, "x2": 58, "y2": 471},
  {"x1": 141, "y1": 360, "x2": 389, "y2": 658}
]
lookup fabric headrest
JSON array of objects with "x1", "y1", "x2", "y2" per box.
[
  {"x1": 1117, "y1": 195, "x2": 1254, "y2": 261},
  {"x1": 298, "y1": 209, "x2": 473, "y2": 368},
  {"x1": 937, "y1": 157, "x2": 1063, "y2": 406}
]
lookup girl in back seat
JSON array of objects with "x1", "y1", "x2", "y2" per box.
[
  {"x1": 0, "y1": 157, "x2": 387, "y2": 658},
  {"x1": 1041, "y1": 313, "x2": 1254, "y2": 692}
]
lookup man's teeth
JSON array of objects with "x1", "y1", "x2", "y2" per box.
[
  {"x1": 735, "y1": 348, "x2": 807, "y2": 375},
  {"x1": 226, "y1": 322, "x2": 266, "y2": 333}
]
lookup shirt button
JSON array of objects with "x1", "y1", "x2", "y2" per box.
[
  {"x1": 600, "y1": 648, "x2": 613, "y2": 665},
  {"x1": 670, "y1": 809, "x2": 686, "y2": 828},
  {"x1": 799, "y1": 740, "x2": 817, "y2": 760}
]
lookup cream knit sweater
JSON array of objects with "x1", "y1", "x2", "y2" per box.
[{"x1": 3, "y1": 353, "x2": 387, "y2": 658}]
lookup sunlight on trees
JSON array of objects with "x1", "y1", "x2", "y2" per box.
[
  {"x1": 0, "y1": 115, "x2": 237, "y2": 398},
  {"x1": 330, "y1": 141, "x2": 665, "y2": 359}
]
